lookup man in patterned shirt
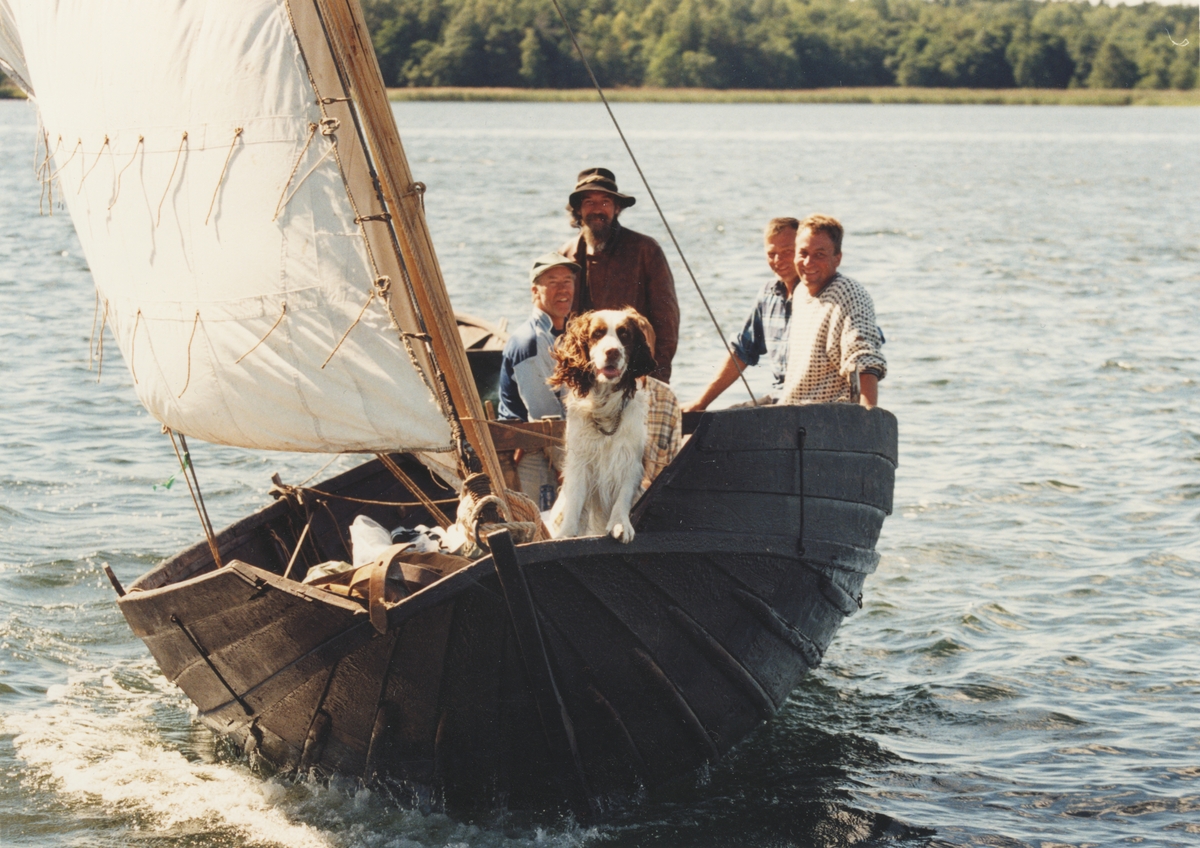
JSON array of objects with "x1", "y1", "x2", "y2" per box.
[
  {"x1": 683, "y1": 217, "x2": 800, "y2": 412},
  {"x1": 780, "y1": 215, "x2": 885, "y2": 408}
]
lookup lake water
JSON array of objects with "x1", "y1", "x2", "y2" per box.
[{"x1": 1, "y1": 99, "x2": 1198, "y2": 847}]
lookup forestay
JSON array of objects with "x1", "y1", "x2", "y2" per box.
[{"x1": 0, "y1": 0, "x2": 454, "y2": 454}]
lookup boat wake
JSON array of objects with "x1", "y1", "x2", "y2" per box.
[{"x1": 3, "y1": 662, "x2": 597, "y2": 847}]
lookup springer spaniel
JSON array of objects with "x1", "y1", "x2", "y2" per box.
[{"x1": 547, "y1": 309, "x2": 657, "y2": 543}]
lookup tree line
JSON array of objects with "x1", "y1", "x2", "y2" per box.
[{"x1": 362, "y1": 0, "x2": 1198, "y2": 90}]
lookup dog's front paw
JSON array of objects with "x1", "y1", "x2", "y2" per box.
[{"x1": 608, "y1": 521, "x2": 635, "y2": 544}]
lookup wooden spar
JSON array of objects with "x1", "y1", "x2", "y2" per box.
[{"x1": 309, "y1": 0, "x2": 508, "y2": 503}]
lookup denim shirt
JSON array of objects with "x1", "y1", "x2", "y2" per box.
[{"x1": 498, "y1": 308, "x2": 565, "y2": 421}]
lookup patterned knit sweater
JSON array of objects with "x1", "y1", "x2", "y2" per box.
[{"x1": 781, "y1": 273, "x2": 886, "y2": 405}]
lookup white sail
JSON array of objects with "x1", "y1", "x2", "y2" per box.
[{"x1": 0, "y1": 0, "x2": 454, "y2": 454}]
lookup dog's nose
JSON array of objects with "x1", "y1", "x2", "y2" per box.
[{"x1": 605, "y1": 349, "x2": 621, "y2": 364}]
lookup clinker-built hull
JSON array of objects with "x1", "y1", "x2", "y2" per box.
[{"x1": 118, "y1": 403, "x2": 897, "y2": 814}]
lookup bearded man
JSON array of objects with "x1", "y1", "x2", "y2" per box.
[{"x1": 557, "y1": 167, "x2": 679, "y2": 382}]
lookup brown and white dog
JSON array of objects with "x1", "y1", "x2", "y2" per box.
[{"x1": 547, "y1": 309, "x2": 657, "y2": 543}]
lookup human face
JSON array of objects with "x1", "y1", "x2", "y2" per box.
[
  {"x1": 579, "y1": 191, "x2": 618, "y2": 237},
  {"x1": 531, "y1": 265, "x2": 576, "y2": 330},
  {"x1": 794, "y1": 228, "x2": 842, "y2": 296},
  {"x1": 764, "y1": 229, "x2": 799, "y2": 289}
]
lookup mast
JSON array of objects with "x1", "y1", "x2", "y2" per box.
[{"x1": 289, "y1": 0, "x2": 508, "y2": 500}]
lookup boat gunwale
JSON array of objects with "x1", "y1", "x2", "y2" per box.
[{"x1": 118, "y1": 528, "x2": 882, "y2": 642}]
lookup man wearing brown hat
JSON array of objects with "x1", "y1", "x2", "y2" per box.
[{"x1": 558, "y1": 167, "x2": 680, "y2": 382}]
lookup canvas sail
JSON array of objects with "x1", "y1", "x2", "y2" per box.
[{"x1": 0, "y1": 0, "x2": 455, "y2": 454}]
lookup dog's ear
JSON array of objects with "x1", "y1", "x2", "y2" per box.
[
  {"x1": 550, "y1": 311, "x2": 595, "y2": 397},
  {"x1": 627, "y1": 313, "x2": 658, "y2": 380}
]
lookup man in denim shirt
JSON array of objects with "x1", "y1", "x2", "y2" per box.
[
  {"x1": 498, "y1": 253, "x2": 579, "y2": 422},
  {"x1": 683, "y1": 217, "x2": 799, "y2": 411},
  {"x1": 498, "y1": 253, "x2": 579, "y2": 508}
]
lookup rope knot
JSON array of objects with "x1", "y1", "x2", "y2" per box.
[
  {"x1": 373, "y1": 276, "x2": 391, "y2": 297},
  {"x1": 319, "y1": 117, "x2": 340, "y2": 136}
]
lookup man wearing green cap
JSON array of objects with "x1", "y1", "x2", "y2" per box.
[
  {"x1": 498, "y1": 253, "x2": 580, "y2": 508},
  {"x1": 558, "y1": 167, "x2": 679, "y2": 382},
  {"x1": 498, "y1": 253, "x2": 579, "y2": 422}
]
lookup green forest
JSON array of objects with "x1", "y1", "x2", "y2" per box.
[
  {"x1": 362, "y1": 0, "x2": 1198, "y2": 90},
  {"x1": 0, "y1": 0, "x2": 1194, "y2": 96}
]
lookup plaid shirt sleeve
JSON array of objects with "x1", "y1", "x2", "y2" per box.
[
  {"x1": 642, "y1": 377, "x2": 682, "y2": 486},
  {"x1": 729, "y1": 282, "x2": 776, "y2": 367}
]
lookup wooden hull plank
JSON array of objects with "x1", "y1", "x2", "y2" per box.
[
  {"x1": 554, "y1": 556, "x2": 761, "y2": 752},
  {"x1": 199, "y1": 616, "x2": 376, "y2": 728},
  {"x1": 642, "y1": 489, "x2": 887, "y2": 547},
  {"x1": 669, "y1": 449, "x2": 894, "y2": 513},
  {"x1": 522, "y1": 556, "x2": 718, "y2": 782},
  {"x1": 629, "y1": 552, "x2": 812, "y2": 704},
  {"x1": 374, "y1": 604, "x2": 456, "y2": 786},
  {"x1": 431, "y1": 587, "x2": 512, "y2": 809},
  {"x1": 532, "y1": 611, "x2": 649, "y2": 799},
  {"x1": 304, "y1": 629, "x2": 401, "y2": 776},
  {"x1": 692, "y1": 405, "x2": 898, "y2": 463}
]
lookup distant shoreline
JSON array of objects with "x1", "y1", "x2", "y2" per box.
[
  {"x1": 387, "y1": 87, "x2": 1200, "y2": 106},
  {"x1": 4, "y1": 85, "x2": 1195, "y2": 106}
]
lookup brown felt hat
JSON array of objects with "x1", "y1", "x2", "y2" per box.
[{"x1": 568, "y1": 167, "x2": 636, "y2": 209}]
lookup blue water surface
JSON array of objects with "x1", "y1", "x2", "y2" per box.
[{"x1": 1, "y1": 99, "x2": 1198, "y2": 847}]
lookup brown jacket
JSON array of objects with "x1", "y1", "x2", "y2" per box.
[{"x1": 559, "y1": 221, "x2": 679, "y2": 382}]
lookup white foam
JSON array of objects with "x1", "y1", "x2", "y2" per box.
[
  {"x1": 4, "y1": 663, "x2": 603, "y2": 847},
  {"x1": 5, "y1": 666, "x2": 334, "y2": 847}
]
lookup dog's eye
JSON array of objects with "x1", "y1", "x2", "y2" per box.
[
  {"x1": 617, "y1": 326, "x2": 630, "y2": 343},
  {"x1": 591, "y1": 326, "x2": 607, "y2": 341}
]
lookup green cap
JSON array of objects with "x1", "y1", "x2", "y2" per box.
[{"x1": 530, "y1": 253, "x2": 581, "y2": 284}]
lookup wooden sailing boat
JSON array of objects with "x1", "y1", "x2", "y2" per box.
[{"x1": 0, "y1": 0, "x2": 897, "y2": 817}]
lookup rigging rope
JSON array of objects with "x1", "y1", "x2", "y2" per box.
[
  {"x1": 375, "y1": 452, "x2": 453, "y2": 528},
  {"x1": 320, "y1": 276, "x2": 387, "y2": 369},
  {"x1": 108, "y1": 136, "x2": 143, "y2": 210},
  {"x1": 205, "y1": 126, "x2": 243, "y2": 225},
  {"x1": 156, "y1": 131, "x2": 188, "y2": 228},
  {"x1": 76, "y1": 136, "x2": 109, "y2": 195},
  {"x1": 548, "y1": 0, "x2": 758, "y2": 405},
  {"x1": 47, "y1": 137, "x2": 81, "y2": 182},
  {"x1": 273, "y1": 119, "x2": 338, "y2": 221},
  {"x1": 95, "y1": 300, "x2": 108, "y2": 382},
  {"x1": 177, "y1": 310, "x2": 200, "y2": 398},
  {"x1": 165, "y1": 427, "x2": 223, "y2": 568},
  {"x1": 129, "y1": 309, "x2": 142, "y2": 384},
  {"x1": 88, "y1": 291, "x2": 100, "y2": 372},
  {"x1": 235, "y1": 302, "x2": 288, "y2": 365}
]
